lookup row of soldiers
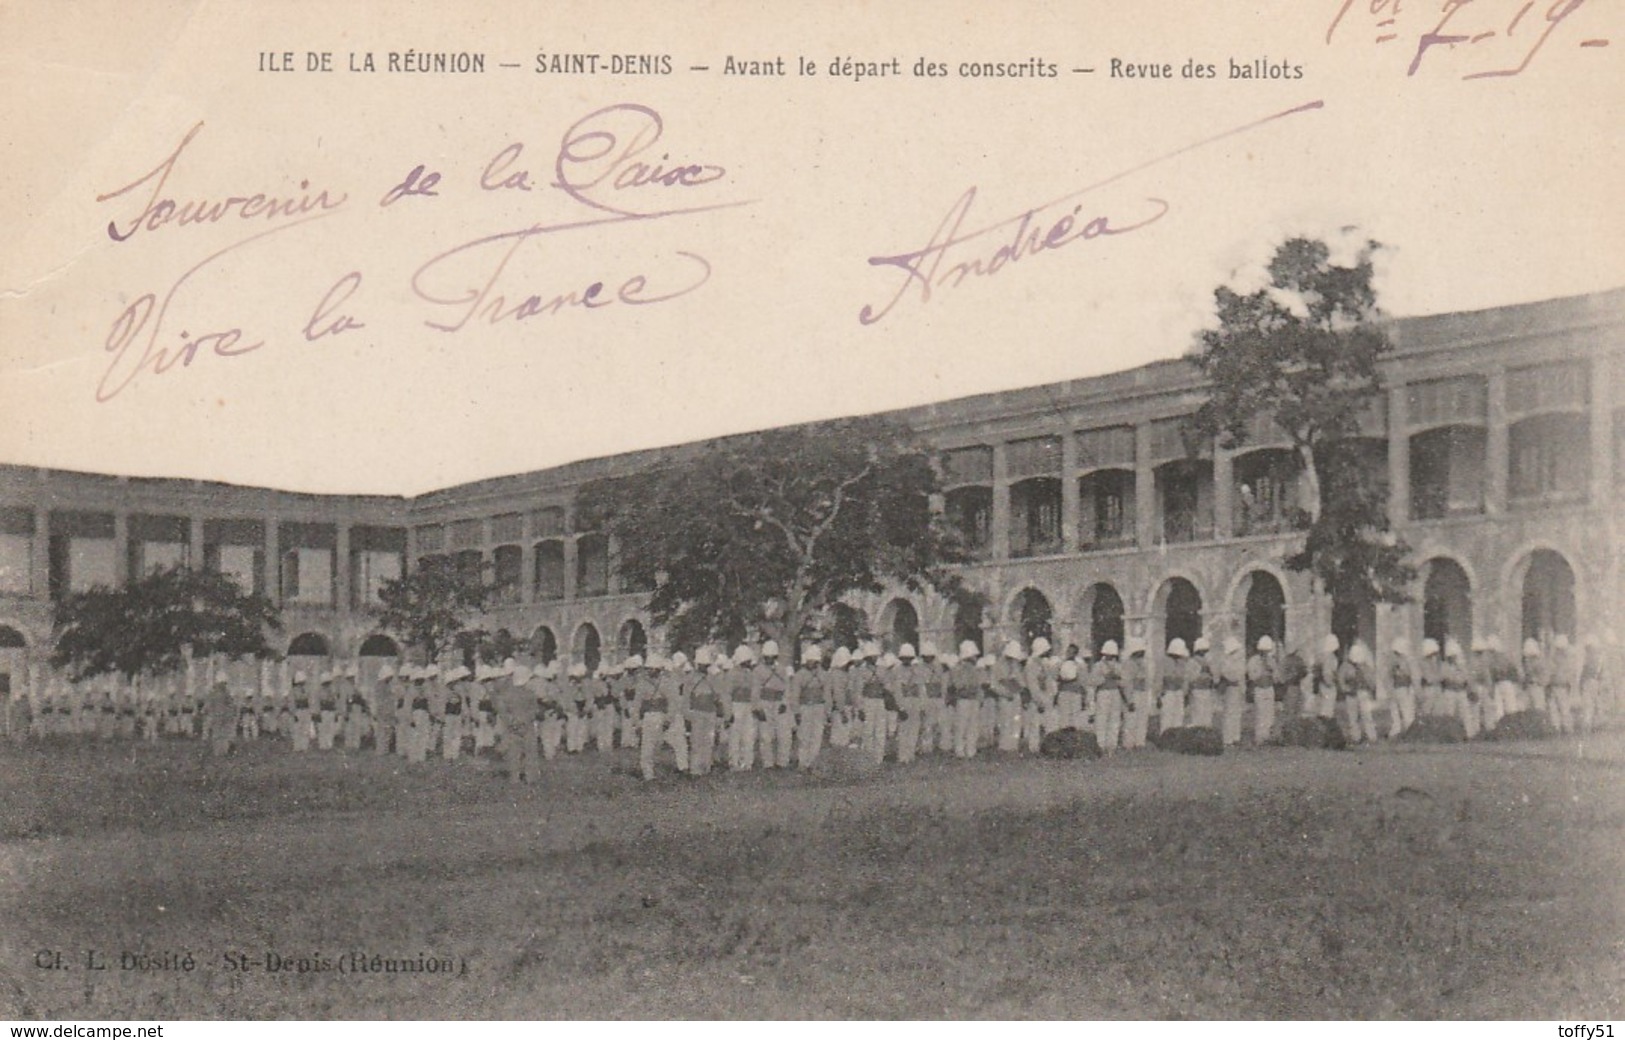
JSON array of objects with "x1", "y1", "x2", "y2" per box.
[{"x1": 6, "y1": 629, "x2": 1619, "y2": 775}]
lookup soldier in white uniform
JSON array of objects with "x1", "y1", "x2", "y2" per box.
[
  {"x1": 1022, "y1": 637, "x2": 1054, "y2": 754},
  {"x1": 728, "y1": 645, "x2": 760, "y2": 770},
  {"x1": 896, "y1": 644, "x2": 928, "y2": 764},
  {"x1": 1248, "y1": 636, "x2": 1277, "y2": 744},
  {"x1": 1091, "y1": 641, "x2": 1124, "y2": 752},
  {"x1": 680, "y1": 649, "x2": 718, "y2": 775},
  {"x1": 538, "y1": 662, "x2": 567, "y2": 761},
  {"x1": 1161, "y1": 638, "x2": 1189, "y2": 732},
  {"x1": 791, "y1": 645, "x2": 829, "y2": 768},
  {"x1": 948, "y1": 641, "x2": 982, "y2": 759},
  {"x1": 1388, "y1": 639, "x2": 1418, "y2": 736},
  {"x1": 757, "y1": 641, "x2": 794, "y2": 768}
]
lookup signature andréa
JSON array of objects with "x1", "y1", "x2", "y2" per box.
[
  {"x1": 858, "y1": 99, "x2": 1324, "y2": 327},
  {"x1": 90, "y1": 104, "x2": 740, "y2": 403}
]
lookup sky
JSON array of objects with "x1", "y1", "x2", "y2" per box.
[{"x1": 1, "y1": 0, "x2": 1621, "y2": 495}]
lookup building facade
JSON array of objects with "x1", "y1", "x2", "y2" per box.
[{"x1": 2, "y1": 288, "x2": 1621, "y2": 689}]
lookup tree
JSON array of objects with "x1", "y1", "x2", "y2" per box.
[
  {"x1": 452, "y1": 626, "x2": 522, "y2": 670},
  {"x1": 373, "y1": 555, "x2": 491, "y2": 664},
  {"x1": 575, "y1": 415, "x2": 969, "y2": 659},
  {"x1": 1188, "y1": 235, "x2": 1416, "y2": 620},
  {"x1": 51, "y1": 565, "x2": 282, "y2": 681}
]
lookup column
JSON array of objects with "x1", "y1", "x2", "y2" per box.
[
  {"x1": 1060, "y1": 432, "x2": 1080, "y2": 554},
  {"x1": 404, "y1": 525, "x2": 417, "y2": 576},
  {"x1": 112, "y1": 513, "x2": 129, "y2": 586},
  {"x1": 188, "y1": 516, "x2": 205, "y2": 569},
  {"x1": 607, "y1": 535, "x2": 622, "y2": 596},
  {"x1": 1486, "y1": 368, "x2": 1508, "y2": 515},
  {"x1": 1387, "y1": 384, "x2": 1410, "y2": 527},
  {"x1": 1134, "y1": 424, "x2": 1156, "y2": 548},
  {"x1": 335, "y1": 525, "x2": 351, "y2": 611},
  {"x1": 520, "y1": 540, "x2": 536, "y2": 604},
  {"x1": 990, "y1": 442, "x2": 1011, "y2": 561},
  {"x1": 1591, "y1": 352, "x2": 1614, "y2": 505},
  {"x1": 1213, "y1": 446, "x2": 1234, "y2": 539},
  {"x1": 29, "y1": 509, "x2": 49, "y2": 599},
  {"x1": 563, "y1": 506, "x2": 579, "y2": 601},
  {"x1": 264, "y1": 517, "x2": 280, "y2": 604}
]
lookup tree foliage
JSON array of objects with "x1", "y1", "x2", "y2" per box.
[
  {"x1": 575, "y1": 416, "x2": 969, "y2": 657},
  {"x1": 1189, "y1": 235, "x2": 1415, "y2": 609},
  {"x1": 51, "y1": 565, "x2": 282, "y2": 680},
  {"x1": 373, "y1": 555, "x2": 491, "y2": 663}
]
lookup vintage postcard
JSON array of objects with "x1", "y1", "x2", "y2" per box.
[{"x1": 0, "y1": 0, "x2": 1621, "y2": 1024}]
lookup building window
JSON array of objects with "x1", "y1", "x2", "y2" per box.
[
  {"x1": 349, "y1": 526, "x2": 406, "y2": 608},
  {"x1": 281, "y1": 548, "x2": 334, "y2": 606},
  {"x1": 0, "y1": 508, "x2": 35, "y2": 595},
  {"x1": 203, "y1": 519, "x2": 266, "y2": 596},
  {"x1": 279, "y1": 522, "x2": 337, "y2": 607},
  {"x1": 1509, "y1": 413, "x2": 1590, "y2": 506},
  {"x1": 352, "y1": 550, "x2": 402, "y2": 608},
  {"x1": 1078, "y1": 470, "x2": 1134, "y2": 550},
  {"x1": 576, "y1": 534, "x2": 609, "y2": 597},
  {"x1": 1233, "y1": 449, "x2": 1301, "y2": 536},
  {"x1": 1410, "y1": 426, "x2": 1486, "y2": 520},
  {"x1": 1156, "y1": 459, "x2": 1214, "y2": 544},
  {"x1": 1009, "y1": 477, "x2": 1062, "y2": 558},
  {"x1": 493, "y1": 544, "x2": 523, "y2": 603},
  {"x1": 945, "y1": 486, "x2": 993, "y2": 555},
  {"x1": 534, "y1": 540, "x2": 566, "y2": 600},
  {"x1": 453, "y1": 549, "x2": 484, "y2": 587},
  {"x1": 48, "y1": 511, "x2": 116, "y2": 599},
  {"x1": 128, "y1": 514, "x2": 190, "y2": 578}
]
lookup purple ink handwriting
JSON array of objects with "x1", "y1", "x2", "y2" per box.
[
  {"x1": 90, "y1": 107, "x2": 745, "y2": 400},
  {"x1": 858, "y1": 99, "x2": 1325, "y2": 326},
  {"x1": 1326, "y1": 0, "x2": 1605, "y2": 79}
]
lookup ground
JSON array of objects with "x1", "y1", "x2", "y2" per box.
[{"x1": 1, "y1": 733, "x2": 1622, "y2": 1019}]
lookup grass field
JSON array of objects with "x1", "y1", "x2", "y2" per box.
[{"x1": 1, "y1": 732, "x2": 1622, "y2": 1019}]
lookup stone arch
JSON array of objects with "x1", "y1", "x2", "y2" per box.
[
  {"x1": 1500, "y1": 539, "x2": 1584, "y2": 645},
  {"x1": 879, "y1": 596, "x2": 921, "y2": 652},
  {"x1": 1078, "y1": 582, "x2": 1125, "y2": 655},
  {"x1": 572, "y1": 621, "x2": 602, "y2": 673},
  {"x1": 1421, "y1": 556, "x2": 1474, "y2": 651},
  {"x1": 1233, "y1": 569, "x2": 1287, "y2": 653},
  {"x1": 1007, "y1": 586, "x2": 1055, "y2": 647},
  {"x1": 357, "y1": 633, "x2": 399, "y2": 657},
  {"x1": 1149, "y1": 575, "x2": 1204, "y2": 655},
  {"x1": 617, "y1": 617, "x2": 648, "y2": 660},
  {"x1": 952, "y1": 596, "x2": 986, "y2": 655},
  {"x1": 287, "y1": 631, "x2": 331, "y2": 657},
  {"x1": 1514, "y1": 548, "x2": 1577, "y2": 647},
  {"x1": 529, "y1": 624, "x2": 558, "y2": 664}
]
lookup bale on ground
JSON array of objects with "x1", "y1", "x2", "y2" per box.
[
  {"x1": 1487, "y1": 709, "x2": 1556, "y2": 742},
  {"x1": 1154, "y1": 726, "x2": 1223, "y2": 756},
  {"x1": 810, "y1": 744, "x2": 884, "y2": 780},
  {"x1": 1039, "y1": 727, "x2": 1102, "y2": 760},
  {"x1": 1399, "y1": 715, "x2": 1468, "y2": 744},
  {"x1": 1278, "y1": 716, "x2": 1348, "y2": 750}
]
